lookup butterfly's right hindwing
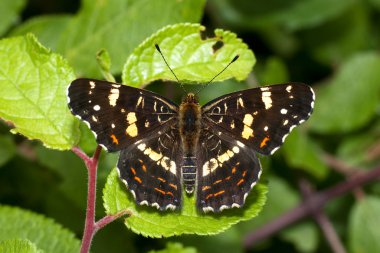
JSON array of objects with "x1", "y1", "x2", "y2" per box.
[{"x1": 67, "y1": 78, "x2": 178, "y2": 152}]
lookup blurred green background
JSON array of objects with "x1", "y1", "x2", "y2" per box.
[{"x1": 1, "y1": 0, "x2": 380, "y2": 252}]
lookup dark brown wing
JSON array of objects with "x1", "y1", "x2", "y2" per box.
[
  {"x1": 117, "y1": 126, "x2": 183, "y2": 211},
  {"x1": 196, "y1": 126, "x2": 261, "y2": 212},
  {"x1": 201, "y1": 83, "x2": 314, "y2": 155},
  {"x1": 67, "y1": 78, "x2": 178, "y2": 152}
]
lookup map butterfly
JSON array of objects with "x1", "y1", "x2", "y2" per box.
[{"x1": 67, "y1": 49, "x2": 315, "y2": 212}]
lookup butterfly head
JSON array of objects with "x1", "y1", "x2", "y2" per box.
[{"x1": 182, "y1": 93, "x2": 199, "y2": 104}]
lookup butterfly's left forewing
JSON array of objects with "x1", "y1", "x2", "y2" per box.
[{"x1": 67, "y1": 78, "x2": 178, "y2": 152}]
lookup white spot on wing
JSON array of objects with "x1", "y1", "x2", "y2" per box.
[
  {"x1": 262, "y1": 91, "x2": 272, "y2": 109},
  {"x1": 93, "y1": 105, "x2": 100, "y2": 111},
  {"x1": 280, "y1": 108, "x2": 288, "y2": 114},
  {"x1": 89, "y1": 81, "x2": 95, "y2": 89},
  {"x1": 108, "y1": 88, "x2": 119, "y2": 106},
  {"x1": 243, "y1": 114, "x2": 254, "y2": 126}
]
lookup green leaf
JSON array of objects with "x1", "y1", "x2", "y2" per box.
[
  {"x1": 9, "y1": 15, "x2": 72, "y2": 51},
  {"x1": 282, "y1": 129, "x2": 328, "y2": 179},
  {"x1": 103, "y1": 168, "x2": 267, "y2": 237},
  {"x1": 0, "y1": 239, "x2": 43, "y2": 253},
  {"x1": 122, "y1": 23, "x2": 255, "y2": 87},
  {"x1": 349, "y1": 196, "x2": 380, "y2": 253},
  {"x1": 256, "y1": 56, "x2": 289, "y2": 84},
  {"x1": 56, "y1": 0, "x2": 206, "y2": 77},
  {"x1": 149, "y1": 242, "x2": 197, "y2": 253},
  {"x1": 0, "y1": 205, "x2": 80, "y2": 253},
  {"x1": 0, "y1": 135, "x2": 16, "y2": 167},
  {"x1": 0, "y1": 0, "x2": 27, "y2": 36},
  {"x1": 0, "y1": 34, "x2": 79, "y2": 150},
  {"x1": 309, "y1": 52, "x2": 380, "y2": 133},
  {"x1": 280, "y1": 222, "x2": 318, "y2": 253}
]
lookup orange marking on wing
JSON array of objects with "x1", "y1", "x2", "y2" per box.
[
  {"x1": 260, "y1": 136, "x2": 270, "y2": 148},
  {"x1": 110, "y1": 134, "x2": 119, "y2": 144},
  {"x1": 130, "y1": 167, "x2": 136, "y2": 175},
  {"x1": 232, "y1": 167, "x2": 237, "y2": 174},
  {"x1": 202, "y1": 185, "x2": 211, "y2": 191},
  {"x1": 214, "y1": 190, "x2": 225, "y2": 197},
  {"x1": 141, "y1": 164, "x2": 147, "y2": 172},
  {"x1": 166, "y1": 191, "x2": 174, "y2": 197},
  {"x1": 169, "y1": 183, "x2": 178, "y2": 190},
  {"x1": 134, "y1": 176, "x2": 142, "y2": 184},
  {"x1": 154, "y1": 187, "x2": 166, "y2": 195},
  {"x1": 242, "y1": 170, "x2": 247, "y2": 177},
  {"x1": 157, "y1": 177, "x2": 166, "y2": 182},
  {"x1": 213, "y1": 179, "x2": 222, "y2": 185},
  {"x1": 138, "y1": 159, "x2": 143, "y2": 163},
  {"x1": 237, "y1": 179, "x2": 244, "y2": 186},
  {"x1": 225, "y1": 176, "x2": 231, "y2": 181},
  {"x1": 205, "y1": 193, "x2": 213, "y2": 200}
]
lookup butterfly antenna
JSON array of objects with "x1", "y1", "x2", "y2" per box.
[
  {"x1": 195, "y1": 55, "x2": 239, "y2": 95},
  {"x1": 155, "y1": 44, "x2": 187, "y2": 93}
]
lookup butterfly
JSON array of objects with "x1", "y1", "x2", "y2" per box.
[{"x1": 67, "y1": 75, "x2": 314, "y2": 212}]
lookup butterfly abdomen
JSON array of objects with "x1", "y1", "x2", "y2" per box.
[{"x1": 179, "y1": 93, "x2": 202, "y2": 193}]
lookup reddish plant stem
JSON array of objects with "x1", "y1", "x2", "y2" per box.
[
  {"x1": 72, "y1": 146, "x2": 129, "y2": 253},
  {"x1": 299, "y1": 179, "x2": 346, "y2": 253},
  {"x1": 243, "y1": 165, "x2": 380, "y2": 249}
]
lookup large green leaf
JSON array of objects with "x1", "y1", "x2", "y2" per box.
[
  {"x1": 0, "y1": 34, "x2": 79, "y2": 150},
  {"x1": 122, "y1": 23, "x2": 255, "y2": 87},
  {"x1": 309, "y1": 52, "x2": 380, "y2": 133},
  {"x1": 0, "y1": 239, "x2": 43, "y2": 253},
  {"x1": 56, "y1": 0, "x2": 206, "y2": 76},
  {"x1": 103, "y1": 169, "x2": 267, "y2": 237},
  {"x1": 349, "y1": 196, "x2": 380, "y2": 253},
  {"x1": 149, "y1": 242, "x2": 197, "y2": 253},
  {"x1": 0, "y1": 205, "x2": 80, "y2": 253}
]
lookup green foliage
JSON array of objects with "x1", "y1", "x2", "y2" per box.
[
  {"x1": 1, "y1": 1, "x2": 380, "y2": 253},
  {"x1": 283, "y1": 129, "x2": 328, "y2": 179},
  {"x1": 349, "y1": 196, "x2": 380, "y2": 253},
  {"x1": 123, "y1": 23, "x2": 255, "y2": 86},
  {"x1": 309, "y1": 52, "x2": 380, "y2": 133},
  {"x1": 0, "y1": 135, "x2": 16, "y2": 167},
  {"x1": 11, "y1": 0, "x2": 206, "y2": 77},
  {"x1": 103, "y1": 169, "x2": 267, "y2": 237},
  {"x1": 0, "y1": 0, "x2": 27, "y2": 36},
  {"x1": 0, "y1": 34, "x2": 79, "y2": 150},
  {"x1": 149, "y1": 242, "x2": 197, "y2": 253},
  {"x1": 0, "y1": 239, "x2": 43, "y2": 253},
  {"x1": 0, "y1": 205, "x2": 80, "y2": 253}
]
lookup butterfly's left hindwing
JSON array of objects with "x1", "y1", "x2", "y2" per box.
[
  {"x1": 67, "y1": 78, "x2": 178, "y2": 152},
  {"x1": 117, "y1": 127, "x2": 183, "y2": 210}
]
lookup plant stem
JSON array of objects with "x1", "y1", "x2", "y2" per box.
[{"x1": 243, "y1": 165, "x2": 380, "y2": 248}]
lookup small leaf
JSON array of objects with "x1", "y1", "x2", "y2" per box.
[
  {"x1": 309, "y1": 52, "x2": 380, "y2": 133},
  {"x1": 349, "y1": 196, "x2": 380, "y2": 253},
  {"x1": 282, "y1": 129, "x2": 329, "y2": 179},
  {"x1": 0, "y1": 239, "x2": 43, "y2": 253},
  {"x1": 56, "y1": 0, "x2": 206, "y2": 76},
  {"x1": 122, "y1": 23, "x2": 255, "y2": 87},
  {"x1": 0, "y1": 0, "x2": 27, "y2": 36},
  {"x1": 280, "y1": 222, "x2": 319, "y2": 253},
  {"x1": 149, "y1": 242, "x2": 197, "y2": 253},
  {"x1": 0, "y1": 205, "x2": 80, "y2": 253},
  {"x1": 0, "y1": 135, "x2": 16, "y2": 167},
  {"x1": 0, "y1": 34, "x2": 79, "y2": 150},
  {"x1": 103, "y1": 169, "x2": 267, "y2": 237}
]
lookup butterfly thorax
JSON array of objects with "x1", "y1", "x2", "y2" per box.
[{"x1": 178, "y1": 93, "x2": 201, "y2": 193}]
